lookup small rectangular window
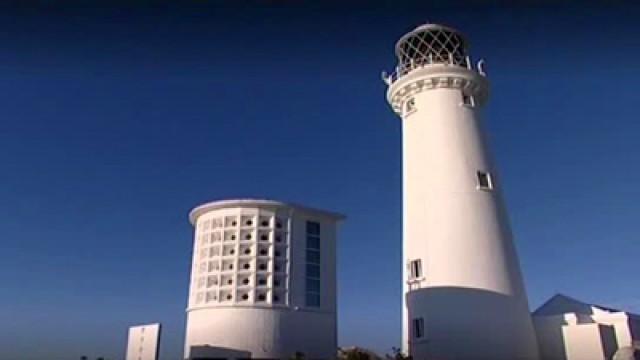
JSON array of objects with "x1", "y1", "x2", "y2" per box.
[
  {"x1": 410, "y1": 259, "x2": 422, "y2": 279},
  {"x1": 405, "y1": 98, "x2": 416, "y2": 114},
  {"x1": 477, "y1": 171, "x2": 493, "y2": 190},
  {"x1": 413, "y1": 318, "x2": 424, "y2": 339},
  {"x1": 462, "y1": 93, "x2": 474, "y2": 106}
]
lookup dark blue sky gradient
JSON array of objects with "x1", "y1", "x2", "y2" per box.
[{"x1": 1, "y1": 2, "x2": 639, "y2": 359}]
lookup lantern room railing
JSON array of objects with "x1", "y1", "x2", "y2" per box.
[{"x1": 382, "y1": 54, "x2": 486, "y2": 85}]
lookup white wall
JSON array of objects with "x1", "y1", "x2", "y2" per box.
[
  {"x1": 562, "y1": 323, "x2": 617, "y2": 360},
  {"x1": 534, "y1": 308, "x2": 638, "y2": 360},
  {"x1": 389, "y1": 61, "x2": 538, "y2": 359},
  {"x1": 183, "y1": 200, "x2": 342, "y2": 359},
  {"x1": 185, "y1": 307, "x2": 336, "y2": 359},
  {"x1": 592, "y1": 309, "x2": 634, "y2": 348},
  {"x1": 126, "y1": 323, "x2": 161, "y2": 360}
]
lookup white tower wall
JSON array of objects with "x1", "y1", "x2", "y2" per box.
[
  {"x1": 183, "y1": 199, "x2": 343, "y2": 359},
  {"x1": 385, "y1": 24, "x2": 539, "y2": 359}
]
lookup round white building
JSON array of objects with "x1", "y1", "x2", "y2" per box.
[
  {"x1": 183, "y1": 199, "x2": 344, "y2": 360},
  {"x1": 384, "y1": 24, "x2": 539, "y2": 359}
]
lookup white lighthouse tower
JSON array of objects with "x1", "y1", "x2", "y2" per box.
[{"x1": 384, "y1": 24, "x2": 539, "y2": 359}]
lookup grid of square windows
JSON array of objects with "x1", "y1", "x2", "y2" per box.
[
  {"x1": 305, "y1": 221, "x2": 321, "y2": 307},
  {"x1": 192, "y1": 212, "x2": 290, "y2": 307}
]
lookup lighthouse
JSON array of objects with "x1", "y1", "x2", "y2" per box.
[{"x1": 384, "y1": 24, "x2": 539, "y2": 359}]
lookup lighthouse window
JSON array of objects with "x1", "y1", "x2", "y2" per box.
[
  {"x1": 477, "y1": 171, "x2": 493, "y2": 190},
  {"x1": 462, "y1": 92, "x2": 474, "y2": 106},
  {"x1": 409, "y1": 259, "x2": 422, "y2": 279},
  {"x1": 413, "y1": 318, "x2": 424, "y2": 339},
  {"x1": 405, "y1": 98, "x2": 416, "y2": 115}
]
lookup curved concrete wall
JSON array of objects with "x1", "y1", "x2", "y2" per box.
[
  {"x1": 183, "y1": 200, "x2": 342, "y2": 359},
  {"x1": 185, "y1": 307, "x2": 335, "y2": 359}
]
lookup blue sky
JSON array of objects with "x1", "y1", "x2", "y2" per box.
[{"x1": 0, "y1": 2, "x2": 639, "y2": 359}]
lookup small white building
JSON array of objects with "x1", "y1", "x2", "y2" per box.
[
  {"x1": 183, "y1": 199, "x2": 344, "y2": 360},
  {"x1": 125, "y1": 323, "x2": 161, "y2": 360},
  {"x1": 533, "y1": 294, "x2": 640, "y2": 360}
]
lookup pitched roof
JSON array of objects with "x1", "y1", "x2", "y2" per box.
[{"x1": 533, "y1": 293, "x2": 625, "y2": 316}]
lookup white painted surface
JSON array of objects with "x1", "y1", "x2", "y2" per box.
[
  {"x1": 386, "y1": 24, "x2": 538, "y2": 359},
  {"x1": 183, "y1": 199, "x2": 343, "y2": 359},
  {"x1": 533, "y1": 294, "x2": 640, "y2": 360},
  {"x1": 126, "y1": 323, "x2": 161, "y2": 360},
  {"x1": 562, "y1": 322, "x2": 614, "y2": 360}
]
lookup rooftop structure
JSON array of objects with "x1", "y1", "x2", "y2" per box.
[{"x1": 533, "y1": 294, "x2": 640, "y2": 360}]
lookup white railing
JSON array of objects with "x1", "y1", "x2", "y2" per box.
[{"x1": 382, "y1": 54, "x2": 487, "y2": 85}]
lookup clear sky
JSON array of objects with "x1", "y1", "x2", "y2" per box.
[{"x1": 1, "y1": 1, "x2": 639, "y2": 359}]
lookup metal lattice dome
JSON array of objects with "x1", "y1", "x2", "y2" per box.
[{"x1": 395, "y1": 24, "x2": 468, "y2": 70}]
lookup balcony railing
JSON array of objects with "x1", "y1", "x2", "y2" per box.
[{"x1": 382, "y1": 54, "x2": 486, "y2": 85}]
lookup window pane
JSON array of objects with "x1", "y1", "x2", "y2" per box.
[
  {"x1": 306, "y1": 221, "x2": 320, "y2": 236},
  {"x1": 306, "y1": 264, "x2": 320, "y2": 278},
  {"x1": 413, "y1": 318, "x2": 424, "y2": 338},
  {"x1": 306, "y1": 278, "x2": 320, "y2": 292},
  {"x1": 307, "y1": 236, "x2": 320, "y2": 250},
  {"x1": 306, "y1": 292, "x2": 320, "y2": 307},
  {"x1": 477, "y1": 171, "x2": 492, "y2": 189},
  {"x1": 306, "y1": 250, "x2": 320, "y2": 264},
  {"x1": 462, "y1": 93, "x2": 473, "y2": 106},
  {"x1": 411, "y1": 259, "x2": 422, "y2": 278}
]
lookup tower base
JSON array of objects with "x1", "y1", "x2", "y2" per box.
[{"x1": 407, "y1": 287, "x2": 539, "y2": 360}]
